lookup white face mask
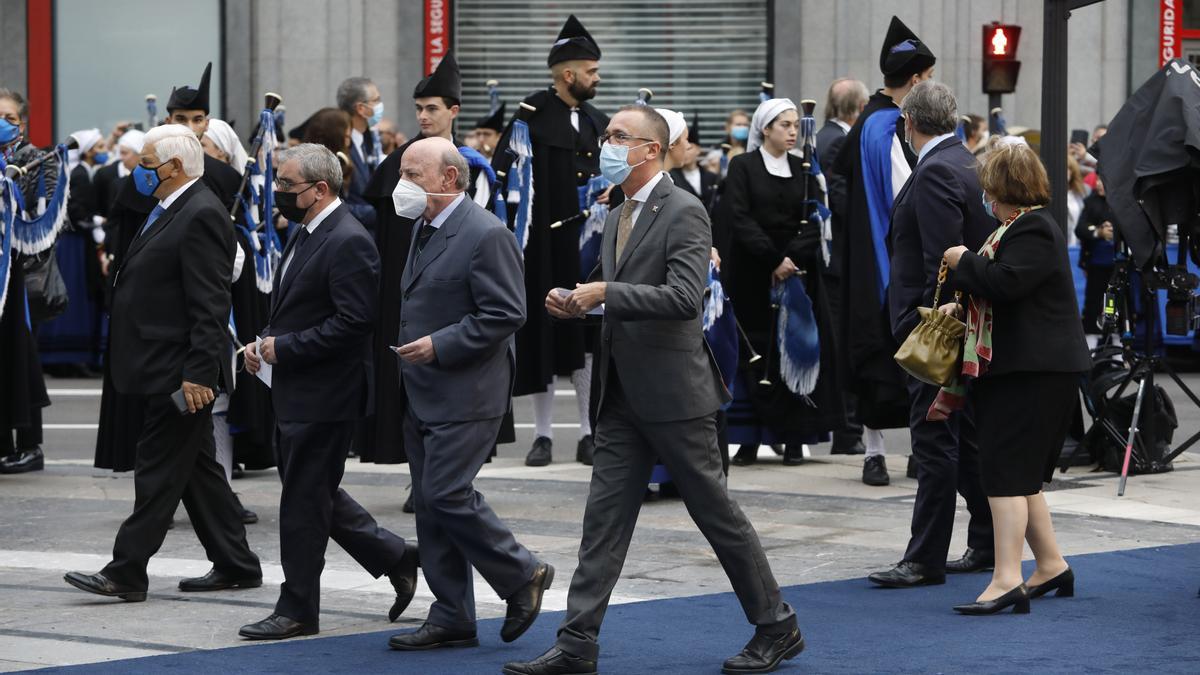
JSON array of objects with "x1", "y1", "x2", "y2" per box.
[{"x1": 391, "y1": 177, "x2": 458, "y2": 219}]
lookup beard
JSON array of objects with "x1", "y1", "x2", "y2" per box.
[{"x1": 568, "y1": 79, "x2": 597, "y2": 102}]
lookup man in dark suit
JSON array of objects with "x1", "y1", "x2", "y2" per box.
[
  {"x1": 64, "y1": 124, "x2": 261, "y2": 602},
  {"x1": 336, "y1": 76, "x2": 382, "y2": 229},
  {"x1": 239, "y1": 144, "x2": 417, "y2": 640},
  {"x1": 870, "y1": 80, "x2": 994, "y2": 589},
  {"x1": 506, "y1": 106, "x2": 801, "y2": 675},
  {"x1": 386, "y1": 137, "x2": 551, "y2": 652}
]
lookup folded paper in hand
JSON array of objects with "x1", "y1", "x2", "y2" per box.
[
  {"x1": 255, "y1": 336, "x2": 273, "y2": 388},
  {"x1": 554, "y1": 287, "x2": 604, "y2": 316}
]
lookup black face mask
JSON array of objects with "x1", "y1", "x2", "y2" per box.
[{"x1": 274, "y1": 183, "x2": 315, "y2": 222}]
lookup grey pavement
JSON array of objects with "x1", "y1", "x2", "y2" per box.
[{"x1": 2, "y1": 372, "x2": 1200, "y2": 671}]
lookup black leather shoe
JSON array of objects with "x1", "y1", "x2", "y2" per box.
[
  {"x1": 831, "y1": 438, "x2": 866, "y2": 455},
  {"x1": 178, "y1": 568, "x2": 262, "y2": 592},
  {"x1": 402, "y1": 485, "x2": 415, "y2": 513},
  {"x1": 657, "y1": 481, "x2": 681, "y2": 499},
  {"x1": 906, "y1": 454, "x2": 918, "y2": 479},
  {"x1": 575, "y1": 435, "x2": 594, "y2": 465},
  {"x1": 1027, "y1": 567, "x2": 1074, "y2": 599},
  {"x1": 867, "y1": 561, "x2": 945, "y2": 588},
  {"x1": 731, "y1": 444, "x2": 759, "y2": 466},
  {"x1": 782, "y1": 444, "x2": 805, "y2": 466},
  {"x1": 387, "y1": 543, "x2": 420, "y2": 621},
  {"x1": 64, "y1": 571, "x2": 146, "y2": 602},
  {"x1": 503, "y1": 563, "x2": 555, "y2": 642},
  {"x1": 862, "y1": 455, "x2": 890, "y2": 486},
  {"x1": 233, "y1": 494, "x2": 258, "y2": 525},
  {"x1": 0, "y1": 447, "x2": 44, "y2": 474},
  {"x1": 953, "y1": 584, "x2": 1030, "y2": 615},
  {"x1": 239, "y1": 613, "x2": 318, "y2": 640},
  {"x1": 525, "y1": 437, "x2": 553, "y2": 467},
  {"x1": 388, "y1": 622, "x2": 478, "y2": 650},
  {"x1": 502, "y1": 647, "x2": 598, "y2": 675},
  {"x1": 722, "y1": 626, "x2": 805, "y2": 674},
  {"x1": 946, "y1": 547, "x2": 995, "y2": 574}
]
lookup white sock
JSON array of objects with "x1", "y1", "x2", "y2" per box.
[
  {"x1": 864, "y1": 427, "x2": 886, "y2": 457},
  {"x1": 572, "y1": 354, "x2": 594, "y2": 438},
  {"x1": 1085, "y1": 334, "x2": 1099, "y2": 350},
  {"x1": 212, "y1": 404, "x2": 234, "y2": 484},
  {"x1": 532, "y1": 385, "x2": 555, "y2": 440}
]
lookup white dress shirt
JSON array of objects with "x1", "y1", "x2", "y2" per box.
[
  {"x1": 759, "y1": 146, "x2": 793, "y2": 178},
  {"x1": 280, "y1": 197, "x2": 342, "y2": 281},
  {"x1": 625, "y1": 171, "x2": 667, "y2": 225},
  {"x1": 917, "y1": 133, "x2": 958, "y2": 165}
]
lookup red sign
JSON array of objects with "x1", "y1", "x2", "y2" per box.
[
  {"x1": 989, "y1": 27, "x2": 1009, "y2": 56},
  {"x1": 424, "y1": 0, "x2": 452, "y2": 75},
  {"x1": 1161, "y1": 0, "x2": 1178, "y2": 66}
]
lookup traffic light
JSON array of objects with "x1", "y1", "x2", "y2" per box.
[{"x1": 982, "y1": 23, "x2": 1022, "y2": 94}]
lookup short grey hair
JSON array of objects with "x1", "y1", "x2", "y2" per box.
[
  {"x1": 824, "y1": 78, "x2": 869, "y2": 123},
  {"x1": 441, "y1": 148, "x2": 470, "y2": 190},
  {"x1": 279, "y1": 143, "x2": 343, "y2": 194},
  {"x1": 900, "y1": 80, "x2": 958, "y2": 136},
  {"x1": 143, "y1": 124, "x2": 205, "y2": 176},
  {"x1": 336, "y1": 77, "x2": 374, "y2": 115}
]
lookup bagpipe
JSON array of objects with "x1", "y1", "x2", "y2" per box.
[
  {"x1": 498, "y1": 97, "x2": 537, "y2": 252},
  {"x1": 230, "y1": 93, "x2": 285, "y2": 293}
]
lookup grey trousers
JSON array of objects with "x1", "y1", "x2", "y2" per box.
[
  {"x1": 556, "y1": 374, "x2": 796, "y2": 661},
  {"x1": 404, "y1": 408, "x2": 538, "y2": 631}
]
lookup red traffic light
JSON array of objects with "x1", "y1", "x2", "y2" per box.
[
  {"x1": 990, "y1": 27, "x2": 1010, "y2": 56},
  {"x1": 982, "y1": 23, "x2": 1022, "y2": 61}
]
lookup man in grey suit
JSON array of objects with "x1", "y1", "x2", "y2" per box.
[
  {"x1": 386, "y1": 137, "x2": 553, "y2": 652},
  {"x1": 504, "y1": 106, "x2": 802, "y2": 675}
]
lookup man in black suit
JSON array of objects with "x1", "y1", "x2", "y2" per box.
[
  {"x1": 335, "y1": 76, "x2": 382, "y2": 229},
  {"x1": 869, "y1": 80, "x2": 994, "y2": 589},
  {"x1": 164, "y1": 62, "x2": 243, "y2": 207},
  {"x1": 239, "y1": 144, "x2": 417, "y2": 640},
  {"x1": 64, "y1": 124, "x2": 261, "y2": 602}
]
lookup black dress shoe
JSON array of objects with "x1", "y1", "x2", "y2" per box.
[
  {"x1": 867, "y1": 561, "x2": 945, "y2": 588},
  {"x1": 731, "y1": 444, "x2": 759, "y2": 466},
  {"x1": 388, "y1": 622, "x2": 478, "y2": 650},
  {"x1": 782, "y1": 444, "x2": 805, "y2": 466},
  {"x1": 575, "y1": 435, "x2": 594, "y2": 465},
  {"x1": 178, "y1": 568, "x2": 263, "y2": 592},
  {"x1": 387, "y1": 543, "x2": 420, "y2": 621},
  {"x1": 657, "y1": 481, "x2": 681, "y2": 499},
  {"x1": 239, "y1": 613, "x2": 318, "y2": 640},
  {"x1": 402, "y1": 485, "x2": 415, "y2": 513},
  {"x1": 953, "y1": 584, "x2": 1031, "y2": 615},
  {"x1": 946, "y1": 547, "x2": 995, "y2": 574},
  {"x1": 862, "y1": 455, "x2": 890, "y2": 486},
  {"x1": 1027, "y1": 567, "x2": 1074, "y2": 599},
  {"x1": 502, "y1": 647, "x2": 598, "y2": 675},
  {"x1": 64, "y1": 571, "x2": 146, "y2": 602},
  {"x1": 502, "y1": 563, "x2": 555, "y2": 642},
  {"x1": 722, "y1": 626, "x2": 805, "y2": 674},
  {"x1": 233, "y1": 494, "x2": 258, "y2": 525},
  {"x1": 906, "y1": 454, "x2": 918, "y2": 479},
  {"x1": 526, "y1": 437, "x2": 553, "y2": 467},
  {"x1": 831, "y1": 438, "x2": 866, "y2": 455},
  {"x1": 0, "y1": 447, "x2": 44, "y2": 474}
]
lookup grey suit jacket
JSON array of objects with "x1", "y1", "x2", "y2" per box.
[
  {"x1": 594, "y1": 174, "x2": 730, "y2": 423},
  {"x1": 397, "y1": 197, "x2": 526, "y2": 423}
]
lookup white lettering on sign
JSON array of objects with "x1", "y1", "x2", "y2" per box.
[{"x1": 1161, "y1": 0, "x2": 1177, "y2": 65}]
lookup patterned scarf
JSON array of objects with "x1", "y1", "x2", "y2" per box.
[{"x1": 928, "y1": 207, "x2": 1038, "y2": 421}]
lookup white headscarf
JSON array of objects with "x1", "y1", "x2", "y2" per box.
[
  {"x1": 70, "y1": 128, "x2": 103, "y2": 154},
  {"x1": 204, "y1": 118, "x2": 249, "y2": 175},
  {"x1": 747, "y1": 98, "x2": 796, "y2": 153},
  {"x1": 654, "y1": 108, "x2": 687, "y2": 146},
  {"x1": 117, "y1": 129, "x2": 145, "y2": 153}
]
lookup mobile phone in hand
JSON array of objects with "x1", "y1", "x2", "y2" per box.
[
  {"x1": 1070, "y1": 129, "x2": 1089, "y2": 147},
  {"x1": 170, "y1": 387, "x2": 191, "y2": 415}
]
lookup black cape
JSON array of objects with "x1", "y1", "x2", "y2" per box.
[
  {"x1": 829, "y1": 90, "x2": 914, "y2": 429},
  {"x1": 491, "y1": 87, "x2": 608, "y2": 395}
]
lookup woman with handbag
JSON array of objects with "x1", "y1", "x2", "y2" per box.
[{"x1": 936, "y1": 142, "x2": 1090, "y2": 615}]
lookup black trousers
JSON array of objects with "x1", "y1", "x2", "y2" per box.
[
  {"x1": 901, "y1": 377, "x2": 993, "y2": 569},
  {"x1": 274, "y1": 419, "x2": 408, "y2": 625},
  {"x1": 822, "y1": 271, "x2": 864, "y2": 448},
  {"x1": 102, "y1": 395, "x2": 260, "y2": 589}
]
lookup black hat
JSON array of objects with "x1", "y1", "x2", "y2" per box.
[
  {"x1": 688, "y1": 111, "x2": 701, "y2": 146},
  {"x1": 547, "y1": 14, "x2": 601, "y2": 67},
  {"x1": 413, "y1": 52, "x2": 462, "y2": 104},
  {"x1": 475, "y1": 102, "x2": 506, "y2": 132},
  {"x1": 880, "y1": 16, "x2": 936, "y2": 78},
  {"x1": 167, "y1": 62, "x2": 212, "y2": 113}
]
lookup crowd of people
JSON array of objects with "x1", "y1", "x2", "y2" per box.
[{"x1": 0, "y1": 12, "x2": 1106, "y2": 674}]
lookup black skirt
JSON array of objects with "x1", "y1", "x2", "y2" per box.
[{"x1": 972, "y1": 371, "x2": 1081, "y2": 497}]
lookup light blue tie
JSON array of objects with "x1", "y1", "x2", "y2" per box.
[{"x1": 138, "y1": 204, "x2": 167, "y2": 238}]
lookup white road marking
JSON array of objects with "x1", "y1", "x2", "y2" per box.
[
  {"x1": 46, "y1": 423, "x2": 587, "y2": 431},
  {"x1": 46, "y1": 389, "x2": 103, "y2": 396}
]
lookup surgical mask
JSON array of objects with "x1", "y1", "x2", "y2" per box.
[
  {"x1": 982, "y1": 192, "x2": 997, "y2": 220},
  {"x1": 132, "y1": 162, "x2": 168, "y2": 196},
  {"x1": 391, "y1": 178, "x2": 458, "y2": 219},
  {"x1": 274, "y1": 183, "x2": 316, "y2": 222},
  {"x1": 368, "y1": 102, "x2": 384, "y2": 128},
  {"x1": 92, "y1": 152, "x2": 109, "y2": 165},
  {"x1": 599, "y1": 141, "x2": 649, "y2": 185},
  {"x1": 904, "y1": 124, "x2": 916, "y2": 156},
  {"x1": 730, "y1": 125, "x2": 750, "y2": 142}
]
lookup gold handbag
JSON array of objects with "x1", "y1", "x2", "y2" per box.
[{"x1": 894, "y1": 260, "x2": 966, "y2": 387}]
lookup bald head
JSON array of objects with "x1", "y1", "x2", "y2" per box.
[
  {"x1": 399, "y1": 136, "x2": 467, "y2": 220},
  {"x1": 824, "y1": 77, "x2": 869, "y2": 124}
]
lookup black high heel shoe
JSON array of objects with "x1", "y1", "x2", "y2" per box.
[
  {"x1": 1027, "y1": 567, "x2": 1074, "y2": 599},
  {"x1": 953, "y1": 584, "x2": 1030, "y2": 615}
]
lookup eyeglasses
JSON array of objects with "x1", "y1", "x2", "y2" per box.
[
  {"x1": 273, "y1": 178, "x2": 314, "y2": 191},
  {"x1": 599, "y1": 131, "x2": 654, "y2": 146}
]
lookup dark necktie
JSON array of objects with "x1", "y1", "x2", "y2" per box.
[
  {"x1": 415, "y1": 222, "x2": 437, "y2": 257},
  {"x1": 282, "y1": 227, "x2": 311, "y2": 281}
]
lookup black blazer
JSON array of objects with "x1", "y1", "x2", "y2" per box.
[
  {"x1": 67, "y1": 164, "x2": 98, "y2": 230},
  {"x1": 669, "y1": 166, "x2": 717, "y2": 210},
  {"x1": 888, "y1": 137, "x2": 994, "y2": 342},
  {"x1": 956, "y1": 208, "x2": 1091, "y2": 376},
  {"x1": 92, "y1": 162, "x2": 121, "y2": 218},
  {"x1": 109, "y1": 181, "x2": 234, "y2": 395},
  {"x1": 264, "y1": 203, "x2": 379, "y2": 423}
]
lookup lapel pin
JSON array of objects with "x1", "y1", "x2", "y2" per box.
[{"x1": 651, "y1": 205, "x2": 660, "y2": 213}]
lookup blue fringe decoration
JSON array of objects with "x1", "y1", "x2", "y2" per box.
[
  {"x1": 506, "y1": 120, "x2": 534, "y2": 252},
  {"x1": 578, "y1": 174, "x2": 611, "y2": 278},
  {"x1": 237, "y1": 109, "x2": 283, "y2": 293},
  {"x1": 703, "y1": 261, "x2": 739, "y2": 394},
  {"x1": 773, "y1": 275, "x2": 820, "y2": 396}
]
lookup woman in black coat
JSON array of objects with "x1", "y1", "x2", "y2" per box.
[
  {"x1": 939, "y1": 143, "x2": 1090, "y2": 615},
  {"x1": 716, "y1": 98, "x2": 843, "y2": 466}
]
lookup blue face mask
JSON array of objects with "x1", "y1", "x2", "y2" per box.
[
  {"x1": 730, "y1": 125, "x2": 750, "y2": 142},
  {"x1": 368, "y1": 101, "x2": 384, "y2": 127},
  {"x1": 982, "y1": 192, "x2": 997, "y2": 220},
  {"x1": 599, "y1": 141, "x2": 650, "y2": 185},
  {"x1": 132, "y1": 162, "x2": 167, "y2": 196},
  {"x1": 92, "y1": 151, "x2": 109, "y2": 165}
]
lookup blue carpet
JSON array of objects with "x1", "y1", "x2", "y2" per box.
[{"x1": 43, "y1": 543, "x2": 1200, "y2": 674}]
